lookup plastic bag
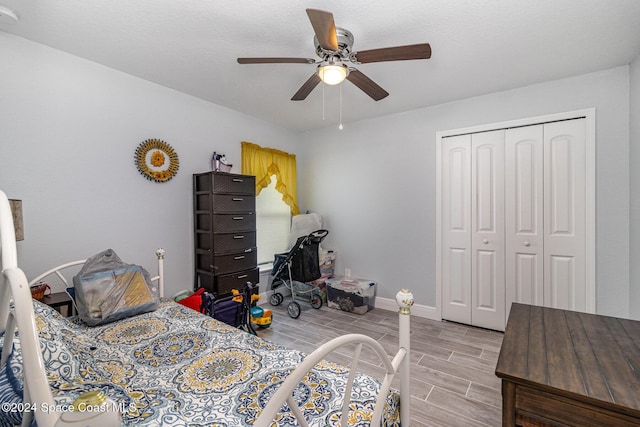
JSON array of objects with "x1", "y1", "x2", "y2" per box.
[{"x1": 73, "y1": 249, "x2": 159, "y2": 326}]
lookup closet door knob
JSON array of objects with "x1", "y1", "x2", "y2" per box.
[
  {"x1": 524, "y1": 241, "x2": 531, "y2": 247},
  {"x1": 482, "y1": 239, "x2": 489, "y2": 244}
]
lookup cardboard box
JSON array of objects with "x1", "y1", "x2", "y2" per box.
[{"x1": 326, "y1": 276, "x2": 376, "y2": 314}]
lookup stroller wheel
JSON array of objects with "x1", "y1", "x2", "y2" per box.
[
  {"x1": 287, "y1": 301, "x2": 301, "y2": 319},
  {"x1": 310, "y1": 294, "x2": 322, "y2": 309},
  {"x1": 270, "y1": 293, "x2": 283, "y2": 306}
]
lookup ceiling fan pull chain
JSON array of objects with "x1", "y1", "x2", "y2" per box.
[
  {"x1": 338, "y1": 83, "x2": 344, "y2": 130},
  {"x1": 322, "y1": 82, "x2": 326, "y2": 121}
]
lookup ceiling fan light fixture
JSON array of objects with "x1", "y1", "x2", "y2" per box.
[{"x1": 318, "y1": 63, "x2": 348, "y2": 85}]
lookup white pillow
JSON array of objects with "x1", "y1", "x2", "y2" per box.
[{"x1": 288, "y1": 213, "x2": 323, "y2": 249}]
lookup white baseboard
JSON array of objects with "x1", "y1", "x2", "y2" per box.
[
  {"x1": 374, "y1": 296, "x2": 440, "y2": 321},
  {"x1": 259, "y1": 289, "x2": 441, "y2": 321}
]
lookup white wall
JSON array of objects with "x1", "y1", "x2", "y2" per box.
[
  {"x1": 1, "y1": 32, "x2": 634, "y2": 320},
  {"x1": 0, "y1": 33, "x2": 298, "y2": 297},
  {"x1": 630, "y1": 54, "x2": 640, "y2": 319},
  {"x1": 298, "y1": 66, "x2": 631, "y2": 318}
]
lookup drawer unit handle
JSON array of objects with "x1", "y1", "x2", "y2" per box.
[
  {"x1": 244, "y1": 248, "x2": 252, "y2": 253},
  {"x1": 233, "y1": 217, "x2": 244, "y2": 220},
  {"x1": 234, "y1": 255, "x2": 245, "y2": 260},
  {"x1": 237, "y1": 274, "x2": 248, "y2": 279},
  {"x1": 232, "y1": 198, "x2": 244, "y2": 201},
  {"x1": 232, "y1": 178, "x2": 244, "y2": 182},
  {"x1": 233, "y1": 235, "x2": 245, "y2": 239}
]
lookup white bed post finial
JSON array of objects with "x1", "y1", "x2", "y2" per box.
[
  {"x1": 396, "y1": 288, "x2": 414, "y2": 315},
  {"x1": 155, "y1": 248, "x2": 165, "y2": 298},
  {"x1": 396, "y1": 288, "x2": 413, "y2": 427}
]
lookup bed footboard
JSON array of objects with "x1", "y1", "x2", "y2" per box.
[{"x1": 255, "y1": 289, "x2": 414, "y2": 427}]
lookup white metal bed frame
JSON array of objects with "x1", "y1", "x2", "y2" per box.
[{"x1": 0, "y1": 190, "x2": 413, "y2": 427}]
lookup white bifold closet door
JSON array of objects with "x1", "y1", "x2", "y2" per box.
[
  {"x1": 471, "y1": 130, "x2": 505, "y2": 330},
  {"x1": 442, "y1": 118, "x2": 587, "y2": 331},
  {"x1": 504, "y1": 125, "x2": 544, "y2": 309},
  {"x1": 441, "y1": 134, "x2": 472, "y2": 325},
  {"x1": 542, "y1": 119, "x2": 587, "y2": 311},
  {"x1": 442, "y1": 130, "x2": 505, "y2": 330}
]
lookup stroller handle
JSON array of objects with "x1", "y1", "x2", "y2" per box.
[
  {"x1": 311, "y1": 229, "x2": 328, "y2": 238},
  {"x1": 308, "y1": 229, "x2": 329, "y2": 244}
]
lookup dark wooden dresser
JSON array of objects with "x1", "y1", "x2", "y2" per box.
[
  {"x1": 496, "y1": 303, "x2": 640, "y2": 426},
  {"x1": 193, "y1": 171, "x2": 258, "y2": 296}
]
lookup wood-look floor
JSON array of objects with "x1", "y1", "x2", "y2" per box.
[{"x1": 257, "y1": 301, "x2": 504, "y2": 427}]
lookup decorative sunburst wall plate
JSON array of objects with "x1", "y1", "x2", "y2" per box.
[{"x1": 135, "y1": 139, "x2": 179, "y2": 182}]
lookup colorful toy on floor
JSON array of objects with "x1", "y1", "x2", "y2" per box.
[
  {"x1": 250, "y1": 305, "x2": 273, "y2": 329},
  {"x1": 231, "y1": 288, "x2": 261, "y2": 304}
]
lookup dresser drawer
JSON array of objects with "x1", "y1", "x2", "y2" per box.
[
  {"x1": 196, "y1": 231, "x2": 256, "y2": 254},
  {"x1": 212, "y1": 213, "x2": 255, "y2": 233},
  {"x1": 213, "y1": 173, "x2": 254, "y2": 195},
  {"x1": 514, "y1": 384, "x2": 640, "y2": 427},
  {"x1": 197, "y1": 248, "x2": 257, "y2": 275},
  {"x1": 213, "y1": 231, "x2": 256, "y2": 254},
  {"x1": 195, "y1": 268, "x2": 259, "y2": 296},
  {"x1": 216, "y1": 267, "x2": 259, "y2": 295},
  {"x1": 194, "y1": 172, "x2": 255, "y2": 195},
  {"x1": 196, "y1": 193, "x2": 255, "y2": 213},
  {"x1": 195, "y1": 213, "x2": 256, "y2": 233}
]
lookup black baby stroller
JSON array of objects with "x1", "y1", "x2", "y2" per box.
[{"x1": 269, "y1": 229, "x2": 329, "y2": 318}]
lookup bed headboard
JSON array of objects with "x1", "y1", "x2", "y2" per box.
[{"x1": 27, "y1": 248, "x2": 166, "y2": 299}]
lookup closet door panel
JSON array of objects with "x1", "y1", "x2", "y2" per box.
[
  {"x1": 548, "y1": 255, "x2": 575, "y2": 309},
  {"x1": 471, "y1": 130, "x2": 505, "y2": 330},
  {"x1": 505, "y1": 125, "x2": 544, "y2": 315},
  {"x1": 514, "y1": 254, "x2": 540, "y2": 304},
  {"x1": 544, "y1": 119, "x2": 586, "y2": 311},
  {"x1": 476, "y1": 250, "x2": 497, "y2": 307},
  {"x1": 442, "y1": 134, "x2": 472, "y2": 324},
  {"x1": 447, "y1": 248, "x2": 468, "y2": 304}
]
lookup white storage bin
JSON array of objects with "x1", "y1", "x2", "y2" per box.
[{"x1": 326, "y1": 276, "x2": 376, "y2": 315}]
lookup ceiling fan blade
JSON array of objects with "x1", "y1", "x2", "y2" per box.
[
  {"x1": 237, "y1": 57, "x2": 316, "y2": 64},
  {"x1": 346, "y1": 69, "x2": 389, "y2": 101},
  {"x1": 291, "y1": 73, "x2": 322, "y2": 101},
  {"x1": 306, "y1": 8, "x2": 338, "y2": 51},
  {"x1": 352, "y1": 43, "x2": 431, "y2": 64}
]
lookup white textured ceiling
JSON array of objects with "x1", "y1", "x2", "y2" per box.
[{"x1": 1, "y1": 0, "x2": 640, "y2": 131}]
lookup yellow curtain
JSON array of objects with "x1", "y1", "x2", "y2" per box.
[{"x1": 241, "y1": 141, "x2": 300, "y2": 215}]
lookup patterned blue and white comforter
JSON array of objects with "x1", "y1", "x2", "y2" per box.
[{"x1": 4, "y1": 300, "x2": 400, "y2": 426}]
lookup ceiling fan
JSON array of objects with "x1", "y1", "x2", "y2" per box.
[{"x1": 237, "y1": 8, "x2": 431, "y2": 102}]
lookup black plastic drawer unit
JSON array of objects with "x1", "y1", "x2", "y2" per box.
[{"x1": 193, "y1": 171, "x2": 258, "y2": 296}]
